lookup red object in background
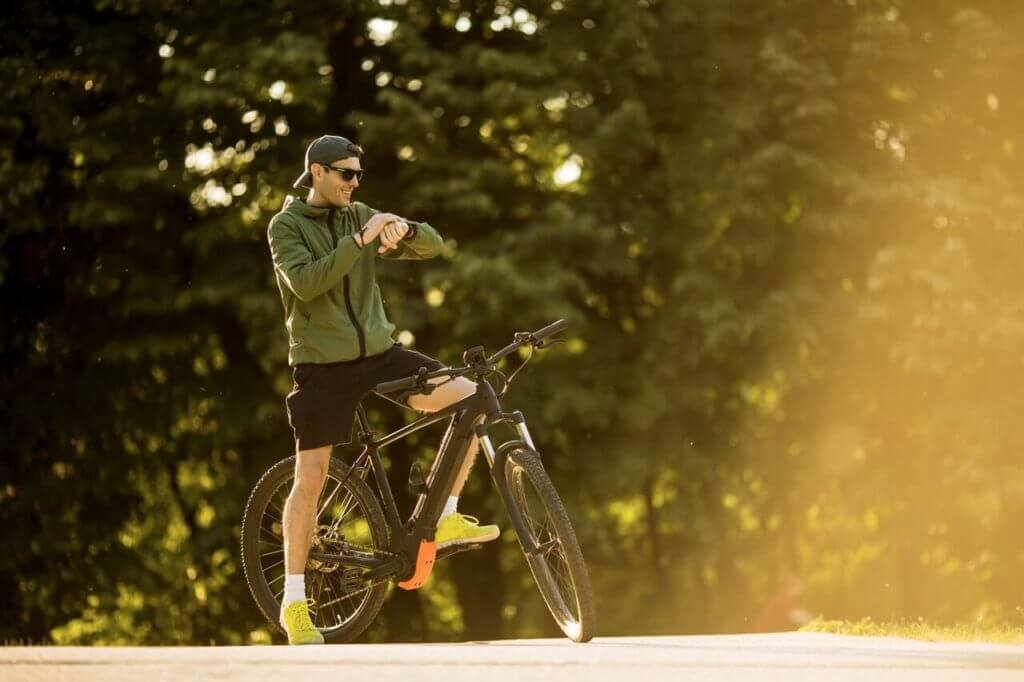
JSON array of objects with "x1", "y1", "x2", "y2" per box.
[{"x1": 754, "y1": 575, "x2": 812, "y2": 632}]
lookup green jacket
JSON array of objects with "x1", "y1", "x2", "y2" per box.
[{"x1": 267, "y1": 195, "x2": 444, "y2": 365}]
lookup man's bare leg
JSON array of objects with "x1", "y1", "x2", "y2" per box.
[
  {"x1": 282, "y1": 445, "x2": 331, "y2": 603},
  {"x1": 409, "y1": 377, "x2": 482, "y2": 499},
  {"x1": 450, "y1": 418, "x2": 483, "y2": 496},
  {"x1": 409, "y1": 378, "x2": 498, "y2": 545}
]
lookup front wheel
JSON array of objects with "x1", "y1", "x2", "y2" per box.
[{"x1": 503, "y1": 446, "x2": 596, "y2": 642}]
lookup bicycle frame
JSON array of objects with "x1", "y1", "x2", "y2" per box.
[{"x1": 316, "y1": 375, "x2": 544, "y2": 584}]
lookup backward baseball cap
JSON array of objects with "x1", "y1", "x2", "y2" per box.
[{"x1": 293, "y1": 135, "x2": 364, "y2": 189}]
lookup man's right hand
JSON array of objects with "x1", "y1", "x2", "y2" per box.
[{"x1": 359, "y1": 213, "x2": 403, "y2": 246}]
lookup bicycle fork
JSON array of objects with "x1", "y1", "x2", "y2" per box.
[
  {"x1": 476, "y1": 413, "x2": 544, "y2": 556},
  {"x1": 394, "y1": 402, "x2": 545, "y2": 587}
]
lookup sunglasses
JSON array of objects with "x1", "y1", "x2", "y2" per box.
[{"x1": 321, "y1": 164, "x2": 365, "y2": 182}]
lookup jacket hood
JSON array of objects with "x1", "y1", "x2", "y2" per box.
[{"x1": 282, "y1": 194, "x2": 354, "y2": 220}]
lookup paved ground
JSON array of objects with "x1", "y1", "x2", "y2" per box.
[{"x1": 4, "y1": 632, "x2": 1024, "y2": 681}]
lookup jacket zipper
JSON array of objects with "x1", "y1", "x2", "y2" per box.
[
  {"x1": 343, "y1": 276, "x2": 366, "y2": 358},
  {"x1": 328, "y1": 208, "x2": 366, "y2": 358}
]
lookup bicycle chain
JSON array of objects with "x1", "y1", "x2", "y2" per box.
[{"x1": 309, "y1": 539, "x2": 400, "y2": 594}]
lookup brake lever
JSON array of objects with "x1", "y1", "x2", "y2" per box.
[
  {"x1": 534, "y1": 337, "x2": 566, "y2": 350},
  {"x1": 412, "y1": 366, "x2": 437, "y2": 394}
]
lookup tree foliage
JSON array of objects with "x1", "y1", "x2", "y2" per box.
[{"x1": 2, "y1": 0, "x2": 1023, "y2": 643}]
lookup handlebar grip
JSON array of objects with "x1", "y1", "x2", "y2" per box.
[
  {"x1": 532, "y1": 319, "x2": 568, "y2": 341},
  {"x1": 375, "y1": 376, "x2": 416, "y2": 394}
]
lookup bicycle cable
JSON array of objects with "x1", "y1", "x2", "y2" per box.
[{"x1": 497, "y1": 343, "x2": 533, "y2": 398}]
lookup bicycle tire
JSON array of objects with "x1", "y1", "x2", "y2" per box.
[
  {"x1": 503, "y1": 446, "x2": 596, "y2": 642},
  {"x1": 240, "y1": 455, "x2": 390, "y2": 643}
]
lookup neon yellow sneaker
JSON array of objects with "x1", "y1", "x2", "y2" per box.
[
  {"x1": 435, "y1": 513, "x2": 500, "y2": 549},
  {"x1": 279, "y1": 600, "x2": 325, "y2": 645}
]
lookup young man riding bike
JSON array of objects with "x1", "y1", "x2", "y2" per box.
[{"x1": 266, "y1": 135, "x2": 499, "y2": 645}]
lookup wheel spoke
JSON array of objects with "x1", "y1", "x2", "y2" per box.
[
  {"x1": 320, "y1": 573, "x2": 343, "y2": 626},
  {"x1": 327, "y1": 558, "x2": 374, "y2": 620},
  {"x1": 536, "y1": 538, "x2": 559, "y2": 556},
  {"x1": 261, "y1": 510, "x2": 282, "y2": 530},
  {"x1": 317, "y1": 480, "x2": 343, "y2": 519},
  {"x1": 325, "y1": 491, "x2": 357, "y2": 534},
  {"x1": 551, "y1": 554, "x2": 576, "y2": 609},
  {"x1": 267, "y1": 484, "x2": 289, "y2": 521},
  {"x1": 324, "y1": 571, "x2": 357, "y2": 624}
]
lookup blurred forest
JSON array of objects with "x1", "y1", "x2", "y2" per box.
[{"x1": 2, "y1": 0, "x2": 1024, "y2": 644}]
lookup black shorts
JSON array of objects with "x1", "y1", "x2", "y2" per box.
[{"x1": 285, "y1": 343, "x2": 445, "y2": 451}]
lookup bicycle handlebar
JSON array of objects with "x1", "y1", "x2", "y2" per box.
[
  {"x1": 531, "y1": 318, "x2": 569, "y2": 341},
  {"x1": 485, "y1": 318, "x2": 568, "y2": 365},
  {"x1": 374, "y1": 319, "x2": 568, "y2": 396}
]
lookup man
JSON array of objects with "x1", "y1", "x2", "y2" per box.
[{"x1": 267, "y1": 135, "x2": 499, "y2": 645}]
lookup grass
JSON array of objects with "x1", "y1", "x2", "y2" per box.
[
  {"x1": 800, "y1": 617, "x2": 1024, "y2": 645},
  {"x1": 3, "y1": 639, "x2": 48, "y2": 647}
]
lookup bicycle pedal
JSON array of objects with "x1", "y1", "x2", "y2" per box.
[
  {"x1": 437, "y1": 543, "x2": 484, "y2": 560},
  {"x1": 339, "y1": 568, "x2": 366, "y2": 593}
]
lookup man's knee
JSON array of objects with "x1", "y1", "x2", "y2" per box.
[
  {"x1": 292, "y1": 445, "x2": 331, "y2": 498},
  {"x1": 408, "y1": 376, "x2": 476, "y2": 412}
]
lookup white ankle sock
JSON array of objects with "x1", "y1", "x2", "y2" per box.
[
  {"x1": 439, "y1": 495, "x2": 459, "y2": 522},
  {"x1": 283, "y1": 574, "x2": 306, "y2": 607}
]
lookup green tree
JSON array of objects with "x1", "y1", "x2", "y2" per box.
[{"x1": 4, "y1": 0, "x2": 1024, "y2": 645}]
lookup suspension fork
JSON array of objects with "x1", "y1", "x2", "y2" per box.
[{"x1": 475, "y1": 411, "x2": 543, "y2": 555}]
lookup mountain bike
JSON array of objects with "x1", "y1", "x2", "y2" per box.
[{"x1": 240, "y1": 320, "x2": 596, "y2": 643}]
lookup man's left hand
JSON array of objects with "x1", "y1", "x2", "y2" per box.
[{"x1": 377, "y1": 220, "x2": 410, "y2": 254}]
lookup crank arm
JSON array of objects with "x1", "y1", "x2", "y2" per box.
[{"x1": 363, "y1": 556, "x2": 405, "y2": 582}]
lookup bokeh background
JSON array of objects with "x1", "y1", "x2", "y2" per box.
[{"x1": 3, "y1": 0, "x2": 1024, "y2": 645}]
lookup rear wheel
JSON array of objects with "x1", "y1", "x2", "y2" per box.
[
  {"x1": 503, "y1": 446, "x2": 596, "y2": 642},
  {"x1": 240, "y1": 455, "x2": 390, "y2": 643}
]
